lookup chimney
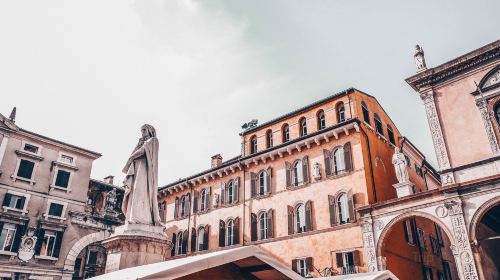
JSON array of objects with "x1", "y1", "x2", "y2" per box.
[
  {"x1": 211, "y1": 154, "x2": 223, "y2": 168},
  {"x1": 104, "y1": 175, "x2": 114, "y2": 185}
]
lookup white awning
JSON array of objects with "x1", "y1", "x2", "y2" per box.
[
  {"x1": 89, "y1": 245, "x2": 304, "y2": 280},
  {"x1": 316, "y1": 270, "x2": 398, "y2": 280}
]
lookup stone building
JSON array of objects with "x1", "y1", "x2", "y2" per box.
[
  {"x1": 0, "y1": 110, "x2": 123, "y2": 280},
  {"x1": 157, "y1": 88, "x2": 437, "y2": 277},
  {"x1": 358, "y1": 39, "x2": 500, "y2": 280}
]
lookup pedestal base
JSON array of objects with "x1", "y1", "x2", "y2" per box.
[
  {"x1": 393, "y1": 181, "x2": 415, "y2": 198},
  {"x1": 102, "y1": 223, "x2": 171, "y2": 273}
]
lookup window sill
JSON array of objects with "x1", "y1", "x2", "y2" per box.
[
  {"x1": 52, "y1": 161, "x2": 78, "y2": 171},
  {"x1": 35, "y1": 255, "x2": 58, "y2": 261},
  {"x1": 44, "y1": 214, "x2": 66, "y2": 222},
  {"x1": 287, "y1": 182, "x2": 310, "y2": 191},
  {"x1": 0, "y1": 250, "x2": 16, "y2": 256},
  {"x1": 11, "y1": 175, "x2": 36, "y2": 185},
  {"x1": 2, "y1": 206, "x2": 28, "y2": 215},
  {"x1": 327, "y1": 171, "x2": 353, "y2": 180},
  {"x1": 252, "y1": 193, "x2": 272, "y2": 200},
  {"x1": 15, "y1": 150, "x2": 44, "y2": 161},
  {"x1": 50, "y1": 185, "x2": 72, "y2": 193}
]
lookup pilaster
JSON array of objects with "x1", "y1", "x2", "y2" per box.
[{"x1": 475, "y1": 98, "x2": 500, "y2": 155}]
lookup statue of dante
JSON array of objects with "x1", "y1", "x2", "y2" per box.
[
  {"x1": 122, "y1": 124, "x2": 162, "y2": 226},
  {"x1": 392, "y1": 147, "x2": 409, "y2": 184}
]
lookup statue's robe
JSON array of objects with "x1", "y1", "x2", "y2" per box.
[{"x1": 122, "y1": 137, "x2": 162, "y2": 225}]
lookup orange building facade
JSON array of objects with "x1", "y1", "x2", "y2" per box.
[{"x1": 157, "y1": 88, "x2": 437, "y2": 277}]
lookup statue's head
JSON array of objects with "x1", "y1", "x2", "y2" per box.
[
  {"x1": 141, "y1": 124, "x2": 156, "y2": 139},
  {"x1": 394, "y1": 147, "x2": 400, "y2": 153}
]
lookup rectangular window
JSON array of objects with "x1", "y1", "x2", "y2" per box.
[
  {"x1": 443, "y1": 262, "x2": 452, "y2": 280},
  {"x1": 54, "y1": 170, "x2": 71, "y2": 188},
  {"x1": 59, "y1": 155, "x2": 74, "y2": 164},
  {"x1": 403, "y1": 220, "x2": 415, "y2": 245},
  {"x1": 297, "y1": 258, "x2": 308, "y2": 277},
  {"x1": 0, "y1": 224, "x2": 17, "y2": 252},
  {"x1": 87, "y1": 251, "x2": 98, "y2": 265},
  {"x1": 417, "y1": 228, "x2": 427, "y2": 250},
  {"x1": 48, "y1": 203, "x2": 64, "y2": 217},
  {"x1": 23, "y1": 144, "x2": 39, "y2": 154},
  {"x1": 430, "y1": 235, "x2": 441, "y2": 256},
  {"x1": 388, "y1": 129, "x2": 395, "y2": 145},
  {"x1": 435, "y1": 223, "x2": 444, "y2": 246},
  {"x1": 17, "y1": 159, "x2": 35, "y2": 179},
  {"x1": 41, "y1": 230, "x2": 57, "y2": 257},
  {"x1": 3, "y1": 193, "x2": 26, "y2": 210},
  {"x1": 424, "y1": 267, "x2": 434, "y2": 280}
]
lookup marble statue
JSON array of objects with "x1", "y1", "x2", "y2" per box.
[
  {"x1": 106, "y1": 189, "x2": 117, "y2": 210},
  {"x1": 122, "y1": 124, "x2": 162, "y2": 226},
  {"x1": 414, "y1": 45, "x2": 427, "y2": 72},
  {"x1": 313, "y1": 162, "x2": 321, "y2": 180},
  {"x1": 392, "y1": 147, "x2": 409, "y2": 183}
]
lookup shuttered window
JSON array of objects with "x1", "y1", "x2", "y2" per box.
[
  {"x1": 250, "y1": 135, "x2": 257, "y2": 154},
  {"x1": 299, "y1": 117, "x2": 307, "y2": 137},
  {"x1": 374, "y1": 113, "x2": 384, "y2": 136},
  {"x1": 54, "y1": 170, "x2": 71, "y2": 188},
  {"x1": 361, "y1": 101, "x2": 370, "y2": 125},
  {"x1": 330, "y1": 191, "x2": 356, "y2": 226},
  {"x1": 337, "y1": 102, "x2": 346, "y2": 123},
  {"x1": 282, "y1": 124, "x2": 290, "y2": 143},
  {"x1": 317, "y1": 110, "x2": 326, "y2": 130},
  {"x1": 17, "y1": 159, "x2": 35, "y2": 180},
  {"x1": 266, "y1": 129, "x2": 273, "y2": 148},
  {"x1": 332, "y1": 143, "x2": 352, "y2": 175}
]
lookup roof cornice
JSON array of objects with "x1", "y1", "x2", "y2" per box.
[{"x1": 405, "y1": 40, "x2": 500, "y2": 92}]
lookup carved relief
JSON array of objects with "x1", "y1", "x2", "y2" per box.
[
  {"x1": 483, "y1": 68, "x2": 500, "y2": 88},
  {"x1": 361, "y1": 220, "x2": 378, "y2": 272},
  {"x1": 420, "y1": 91, "x2": 451, "y2": 170},
  {"x1": 476, "y1": 98, "x2": 500, "y2": 155}
]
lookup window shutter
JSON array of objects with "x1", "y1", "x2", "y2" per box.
[
  {"x1": 328, "y1": 195, "x2": 336, "y2": 226},
  {"x1": 250, "y1": 172, "x2": 257, "y2": 197},
  {"x1": 185, "y1": 193, "x2": 191, "y2": 216},
  {"x1": 12, "y1": 223, "x2": 26, "y2": 252},
  {"x1": 305, "y1": 200, "x2": 313, "y2": 231},
  {"x1": 53, "y1": 231, "x2": 64, "y2": 258},
  {"x1": 191, "y1": 227, "x2": 197, "y2": 252},
  {"x1": 234, "y1": 217, "x2": 240, "y2": 245},
  {"x1": 193, "y1": 191, "x2": 199, "y2": 213},
  {"x1": 287, "y1": 205, "x2": 294, "y2": 235},
  {"x1": 204, "y1": 225, "x2": 210, "y2": 250},
  {"x1": 2, "y1": 193, "x2": 11, "y2": 207},
  {"x1": 324, "y1": 150, "x2": 332, "y2": 177},
  {"x1": 353, "y1": 250, "x2": 361, "y2": 266},
  {"x1": 285, "y1": 162, "x2": 292, "y2": 187},
  {"x1": 336, "y1": 253, "x2": 344, "y2": 267},
  {"x1": 266, "y1": 167, "x2": 272, "y2": 194},
  {"x1": 344, "y1": 142, "x2": 352, "y2": 172},
  {"x1": 171, "y1": 233, "x2": 177, "y2": 256},
  {"x1": 34, "y1": 228, "x2": 45, "y2": 255},
  {"x1": 302, "y1": 156, "x2": 309, "y2": 183},
  {"x1": 182, "y1": 230, "x2": 188, "y2": 254},
  {"x1": 291, "y1": 259, "x2": 298, "y2": 273},
  {"x1": 234, "y1": 178, "x2": 240, "y2": 203},
  {"x1": 306, "y1": 257, "x2": 313, "y2": 274},
  {"x1": 251, "y1": 213, "x2": 257, "y2": 241},
  {"x1": 403, "y1": 220, "x2": 409, "y2": 242},
  {"x1": 208, "y1": 187, "x2": 212, "y2": 210},
  {"x1": 347, "y1": 189, "x2": 355, "y2": 222},
  {"x1": 219, "y1": 220, "x2": 225, "y2": 247},
  {"x1": 267, "y1": 209, "x2": 274, "y2": 238},
  {"x1": 174, "y1": 197, "x2": 179, "y2": 219},
  {"x1": 220, "y1": 183, "x2": 226, "y2": 206}
]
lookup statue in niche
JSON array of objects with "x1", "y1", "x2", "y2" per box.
[
  {"x1": 392, "y1": 147, "x2": 409, "y2": 183},
  {"x1": 414, "y1": 45, "x2": 427, "y2": 72},
  {"x1": 122, "y1": 124, "x2": 162, "y2": 226},
  {"x1": 106, "y1": 189, "x2": 117, "y2": 210},
  {"x1": 313, "y1": 162, "x2": 321, "y2": 180}
]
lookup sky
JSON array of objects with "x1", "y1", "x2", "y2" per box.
[{"x1": 0, "y1": 0, "x2": 499, "y2": 186}]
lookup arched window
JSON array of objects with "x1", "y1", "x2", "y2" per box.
[
  {"x1": 177, "y1": 231, "x2": 184, "y2": 255},
  {"x1": 293, "y1": 160, "x2": 304, "y2": 186},
  {"x1": 200, "y1": 189, "x2": 208, "y2": 211},
  {"x1": 227, "y1": 181, "x2": 234, "y2": 204},
  {"x1": 495, "y1": 103, "x2": 500, "y2": 126},
  {"x1": 250, "y1": 135, "x2": 257, "y2": 154},
  {"x1": 259, "y1": 212, "x2": 268, "y2": 240},
  {"x1": 331, "y1": 143, "x2": 352, "y2": 175},
  {"x1": 296, "y1": 203, "x2": 306, "y2": 233},
  {"x1": 299, "y1": 117, "x2": 307, "y2": 137},
  {"x1": 227, "y1": 219, "x2": 234, "y2": 246},
  {"x1": 361, "y1": 101, "x2": 370, "y2": 125},
  {"x1": 282, "y1": 124, "x2": 290, "y2": 143},
  {"x1": 197, "y1": 227, "x2": 205, "y2": 251},
  {"x1": 387, "y1": 125, "x2": 395, "y2": 145},
  {"x1": 337, "y1": 102, "x2": 346, "y2": 123},
  {"x1": 266, "y1": 129, "x2": 273, "y2": 148},
  {"x1": 374, "y1": 113, "x2": 384, "y2": 136},
  {"x1": 180, "y1": 195, "x2": 187, "y2": 217},
  {"x1": 317, "y1": 110, "x2": 326, "y2": 130},
  {"x1": 338, "y1": 193, "x2": 349, "y2": 224},
  {"x1": 259, "y1": 171, "x2": 266, "y2": 195}
]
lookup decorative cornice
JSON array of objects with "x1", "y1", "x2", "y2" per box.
[{"x1": 406, "y1": 40, "x2": 500, "y2": 92}]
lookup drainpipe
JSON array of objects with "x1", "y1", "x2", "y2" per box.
[
  {"x1": 360, "y1": 125, "x2": 378, "y2": 203},
  {"x1": 187, "y1": 179, "x2": 193, "y2": 254}
]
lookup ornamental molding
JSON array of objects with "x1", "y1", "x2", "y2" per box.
[{"x1": 475, "y1": 98, "x2": 500, "y2": 155}]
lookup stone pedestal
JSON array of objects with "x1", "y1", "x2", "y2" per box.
[
  {"x1": 101, "y1": 223, "x2": 171, "y2": 273},
  {"x1": 393, "y1": 181, "x2": 415, "y2": 198}
]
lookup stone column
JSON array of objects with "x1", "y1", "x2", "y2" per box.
[
  {"x1": 101, "y1": 224, "x2": 171, "y2": 273},
  {"x1": 475, "y1": 98, "x2": 500, "y2": 155},
  {"x1": 361, "y1": 220, "x2": 378, "y2": 272},
  {"x1": 420, "y1": 90, "x2": 454, "y2": 184},
  {"x1": 446, "y1": 199, "x2": 479, "y2": 280}
]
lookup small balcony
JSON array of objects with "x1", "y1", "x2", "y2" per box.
[{"x1": 340, "y1": 265, "x2": 359, "y2": 275}]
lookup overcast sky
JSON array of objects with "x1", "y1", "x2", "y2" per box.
[{"x1": 0, "y1": 0, "x2": 498, "y2": 186}]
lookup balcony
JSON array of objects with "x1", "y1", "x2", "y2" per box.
[{"x1": 340, "y1": 265, "x2": 359, "y2": 275}]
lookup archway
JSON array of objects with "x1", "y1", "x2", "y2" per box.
[
  {"x1": 470, "y1": 197, "x2": 500, "y2": 280},
  {"x1": 63, "y1": 231, "x2": 110, "y2": 274},
  {"x1": 72, "y1": 242, "x2": 107, "y2": 279},
  {"x1": 378, "y1": 213, "x2": 459, "y2": 280}
]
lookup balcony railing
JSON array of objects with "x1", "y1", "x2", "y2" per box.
[{"x1": 341, "y1": 266, "x2": 359, "y2": 275}]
